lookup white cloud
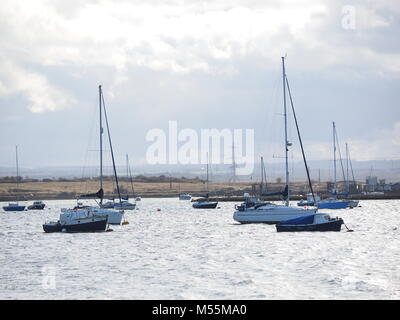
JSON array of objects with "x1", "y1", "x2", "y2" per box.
[{"x1": 0, "y1": 60, "x2": 75, "y2": 113}]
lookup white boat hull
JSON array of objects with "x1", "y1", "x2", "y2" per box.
[
  {"x1": 233, "y1": 205, "x2": 317, "y2": 224},
  {"x1": 62, "y1": 207, "x2": 124, "y2": 225}
]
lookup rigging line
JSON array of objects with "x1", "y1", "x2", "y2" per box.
[
  {"x1": 334, "y1": 128, "x2": 347, "y2": 183},
  {"x1": 80, "y1": 94, "x2": 99, "y2": 196},
  {"x1": 100, "y1": 87, "x2": 122, "y2": 205},
  {"x1": 348, "y1": 146, "x2": 356, "y2": 184},
  {"x1": 127, "y1": 157, "x2": 135, "y2": 197},
  {"x1": 285, "y1": 76, "x2": 315, "y2": 202}
]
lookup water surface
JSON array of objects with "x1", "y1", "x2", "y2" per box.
[{"x1": 0, "y1": 199, "x2": 399, "y2": 299}]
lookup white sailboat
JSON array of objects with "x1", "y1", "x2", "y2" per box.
[
  {"x1": 60, "y1": 85, "x2": 125, "y2": 225},
  {"x1": 193, "y1": 152, "x2": 218, "y2": 209},
  {"x1": 233, "y1": 57, "x2": 316, "y2": 224},
  {"x1": 113, "y1": 154, "x2": 136, "y2": 210},
  {"x1": 316, "y1": 122, "x2": 352, "y2": 209},
  {"x1": 3, "y1": 146, "x2": 26, "y2": 212}
]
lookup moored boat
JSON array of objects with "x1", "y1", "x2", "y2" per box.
[
  {"x1": 179, "y1": 193, "x2": 192, "y2": 200},
  {"x1": 3, "y1": 203, "x2": 26, "y2": 212},
  {"x1": 234, "y1": 203, "x2": 317, "y2": 224},
  {"x1": 3, "y1": 146, "x2": 26, "y2": 212},
  {"x1": 233, "y1": 57, "x2": 317, "y2": 224},
  {"x1": 316, "y1": 197, "x2": 351, "y2": 209},
  {"x1": 28, "y1": 201, "x2": 46, "y2": 210},
  {"x1": 192, "y1": 201, "x2": 218, "y2": 209},
  {"x1": 66, "y1": 85, "x2": 126, "y2": 225},
  {"x1": 43, "y1": 210, "x2": 109, "y2": 233},
  {"x1": 276, "y1": 213, "x2": 343, "y2": 232}
]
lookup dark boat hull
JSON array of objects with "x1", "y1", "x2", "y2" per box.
[
  {"x1": 192, "y1": 202, "x2": 218, "y2": 209},
  {"x1": 43, "y1": 219, "x2": 108, "y2": 233},
  {"x1": 276, "y1": 219, "x2": 343, "y2": 232},
  {"x1": 297, "y1": 201, "x2": 314, "y2": 207},
  {"x1": 28, "y1": 204, "x2": 45, "y2": 210},
  {"x1": 3, "y1": 206, "x2": 25, "y2": 211}
]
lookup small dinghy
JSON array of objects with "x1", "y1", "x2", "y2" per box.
[
  {"x1": 179, "y1": 193, "x2": 192, "y2": 200},
  {"x1": 28, "y1": 201, "x2": 46, "y2": 210},
  {"x1": 192, "y1": 201, "x2": 218, "y2": 209},
  {"x1": 276, "y1": 213, "x2": 343, "y2": 232},
  {"x1": 43, "y1": 210, "x2": 109, "y2": 233}
]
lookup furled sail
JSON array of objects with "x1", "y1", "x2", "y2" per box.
[{"x1": 79, "y1": 188, "x2": 104, "y2": 199}]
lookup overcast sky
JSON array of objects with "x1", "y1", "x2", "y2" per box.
[{"x1": 0, "y1": 0, "x2": 399, "y2": 172}]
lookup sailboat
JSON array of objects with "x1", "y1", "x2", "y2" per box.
[
  {"x1": 345, "y1": 143, "x2": 359, "y2": 208},
  {"x1": 193, "y1": 152, "x2": 218, "y2": 209},
  {"x1": 113, "y1": 154, "x2": 136, "y2": 210},
  {"x1": 316, "y1": 122, "x2": 352, "y2": 209},
  {"x1": 233, "y1": 57, "x2": 317, "y2": 224},
  {"x1": 3, "y1": 146, "x2": 26, "y2": 212},
  {"x1": 236, "y1": 156, "x2": 268, "y2": 211},
  {"x1": 55, "y1": 85, "x2": 125, "y2": 225}
]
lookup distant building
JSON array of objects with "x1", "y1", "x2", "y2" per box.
[
  {"x1": 366, "y1": 176, "x2": 378, "y2": 192},
  {"x1": 391, "y1": 183, "x2": 400, "y2": 192}
]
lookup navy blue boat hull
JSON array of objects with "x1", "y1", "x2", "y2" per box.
[
  {"x1": 276, "y1": 219, "x2": 343, "y2": 232},
  {"x1": 3, "y1": 206, "x2": 26, "y2": 211},
  {"x1": 317, "y1": 202, "x2": 349, "y2": 209},
  {"x1": 28, "y1": 204, "x2": 45, "y2": 210},
  {"x1": 192, "y1": 202, "x2": 218, "y2": 209},
  {"x1": 43, "y1": 219, "x2": 108, "y2": 233}
]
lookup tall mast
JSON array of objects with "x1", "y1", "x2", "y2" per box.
[
  {"x1": 99, "y1": 85, "x2": 103, "y2": 203},
  {"x1": 260, "y1": 156, "x2": 264, "y2": 192},
  {"x1": 126, "y1": 154, "x2": 129, "y2": 197},
  {"x1": 282, "y1": 56, "x2": 289, "y2": 206},
  {"x1": 15, "y1": 145, "x2": 19, "y2": 204},
  {"x1": 333, "y1": 121, "x2": 337, "y2": 194},
  {"x1": 206, "y1": 152, "x2": 209, "y2": 192},
  {"x1": 126, "y1": 154, "x2": 129, "y2": 181},
  {"x1": 346, "y1": 142, "x2": 349, "y2": 193}
]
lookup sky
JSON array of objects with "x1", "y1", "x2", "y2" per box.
[{"x1": 0, "y1": 0, "x2": 399, "y2": 175}]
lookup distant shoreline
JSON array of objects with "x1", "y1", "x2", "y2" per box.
[
  {"x1": 1, "y1": 193, "x2": 399, "y2": 202},
  {"x1": 1, "y1": 178, "x2": 399, "y2": 202}
]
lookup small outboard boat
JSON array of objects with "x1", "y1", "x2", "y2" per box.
[
  {"x1": 28, "y1": 201, "x2": 46, "y2": 210},
  {"x1": 179, "y1": 193, "x2": 192, "y2": 200},
  {"x1": 192, "y1": 201, "x2": 218, "y2": 209},
  {"x1": 276, "y1": 213, "x2": 344, "y2": 232},
  {"x1": 43, "y1": 210, "x2": 109, "y2": 233}
]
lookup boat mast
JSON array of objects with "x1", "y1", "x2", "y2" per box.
[
  {"x1": 260, "y1": 156, "x2": 264, "y2": 194},
  {"x1": 101, "y1": 87, "x2": 122, "y2": 205},
  {"x1": 206, "y1": 151, "x2": 209, "y2": 193},
  {"x1": 333, "y1": 121, "x2": 337, "y2": 194},
  {"x1": 15, "y1": 145, "x2": 19, "y2": 204},
  {"x1": 99, "y1": 85, "x2": 103, "y2": 204},
  {"x1": 346, "y1": 142, "x2": 349, "y2": 193},
  {"x1": 282, "y1": 56, "x2": 289, "y2": 206}
]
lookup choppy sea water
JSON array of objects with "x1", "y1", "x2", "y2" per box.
[{"x1": 0, "y1": 198, "x2": 399, "y2": 300}]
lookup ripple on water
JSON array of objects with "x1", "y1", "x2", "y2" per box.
[{"x1": 0, "y1": 199, "x2": 399, "y2": 299}]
